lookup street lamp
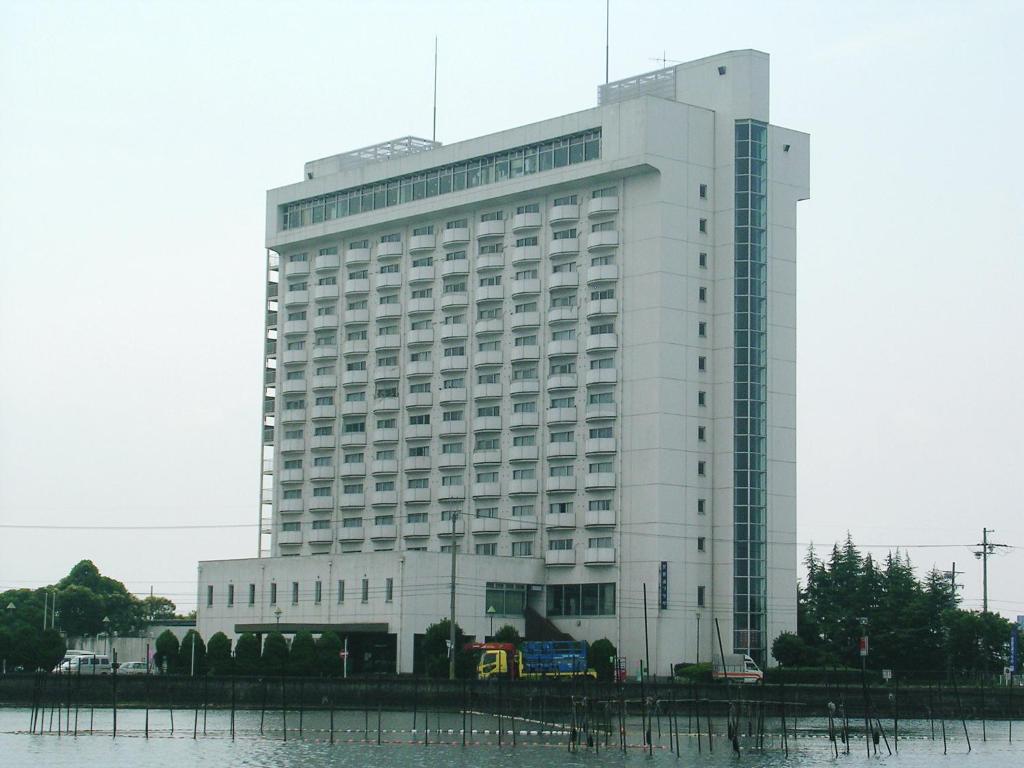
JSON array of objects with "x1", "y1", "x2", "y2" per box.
[
  {"x1": 274, "y1": 607, "x2": 283, "y2": 625},
  {"x1": 695, "y1": 610, "x2": 702, "y2": 664},
  {"x1": 102, "y1": 616, "x2": 111, "y2": 656},
  {"x1": 3, "y1": 603, "x2": 13, "y2": 676},
  {"x1": 487, "y1": 605, "x2": 496, "y2": 639}
]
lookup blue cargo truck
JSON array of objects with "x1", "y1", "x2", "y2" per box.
[{"x1": 468, "y1": 640, "x2": 597, "y2": 680}]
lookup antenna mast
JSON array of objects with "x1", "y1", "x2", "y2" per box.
[
  {"x1": 605, "y1": 0, "x2": 610, "y2": 84},
  {"x1": 432, "y1": 36, "x2": 438, "y2": 142}
]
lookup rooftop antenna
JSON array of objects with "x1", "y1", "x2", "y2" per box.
[
  {"x1": 651, "y1": 51, "x2": 683, "y2": 69},
  {"x1": 432, "y1": 36, "x2": 438, "y2": 141},
  {"x1": 605, "y1": 0, "x2": 609, "y2": 83}
]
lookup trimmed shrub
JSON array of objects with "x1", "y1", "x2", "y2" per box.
[
  {"x1": 588, "y1": 638, "x2": 617, "y2": 681},
  {"x1": 206, "y1": 632, "x2": 233, "y2": 675}
]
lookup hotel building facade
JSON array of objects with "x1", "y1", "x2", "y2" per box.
[{"x1": 197, "y1": 50, "x2": 810, "y2": 675}]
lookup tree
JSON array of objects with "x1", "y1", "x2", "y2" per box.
[
  {"x1": 154, "y1": 630, "x2": 180, "y2": 673},
  {"x1": 493, "y1": 624, "x2": 522, "y2": 646},
  {"x1": 588, "y1": 638, "x2": 617, "y2": 681},
  {"x1": 140, "y1": 596, "x2": 178, "y2": 623},
  {"x1": 52, "y1": 584, "x2": 105, "y2": 637},
  {"x1": 421, "y1": 619, "x2": 475, "y2": 678},
  {"x1": 37, "y1": 629, "x2": 66, "y2": 671},
  {"x1": 772, "y1": 632, "x2": 815, "y2": 667},
  {"x1": 234, "y1": 632, "x2": 260, "y2": 675},
  {"x1": 206, "y1": 632, "x2": 233, "y2": 675},
  {"x1": 289, "y1": 631, "x2": 317, "y2": 676},
  {"x1": 177, "y1": 630, "x2": 206, "y2": 675},
  {"x1": 262, "y1": 632, "x2": 289, "y2": 674},
  {"x1": 315, "y1": 631, "x2": 343, "y2": 676}
]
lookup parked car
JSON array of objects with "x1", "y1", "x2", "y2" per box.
[
  {"x1": 114, "y1": 661, "x2": 151, "y2": 675},
  {"x1": 54, "y1": 654, "x2": 112, "y2": 675}
]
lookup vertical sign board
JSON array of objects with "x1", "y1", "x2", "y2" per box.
[
  {"x1": 859, "y1": 636, "x2": 869, "y2": 657},
  {"x1": 659, "y1": 561, "x2": 668, "y2": 610}
]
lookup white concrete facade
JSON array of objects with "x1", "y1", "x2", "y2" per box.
[{"x1": 197, "y1": 50, "x2": 809, "y2": 675}]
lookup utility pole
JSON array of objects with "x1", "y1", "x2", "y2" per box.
[
  {"x1": 943, "y1": 562, "x2": 964, "y2": 599},
  {"x1": 974, "y1": 528, "x2": 1009, "y2": 613},
  {"x1": 448, "y1": 510, "x2": 458, "y2": 680}
]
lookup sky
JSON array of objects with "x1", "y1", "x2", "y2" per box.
[{"x1": 1, "y1": 0, "x2": 1021, "y2": 617}]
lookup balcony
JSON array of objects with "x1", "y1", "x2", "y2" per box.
[
  {"x1": 280, "y1": 409, "x2": 305, "y2": 423},
  {"x1": 509, "y1": 379, "x2": 539, "y2": 395},
  {"x1": 509, "y1": 516, "x2": 538, "y2": 532},
  {"x1": 373, "y1": 398, "x2": 399, "y2": 412},
  {"x1": 473, "y1": 350, "x2": 503, "y2": 367},
  {"x1": 339, "y1": 431, "x2": 367, "y2": 446},
  {"x1": 406, "y1": 424, "x2": 432, "y2": 440},
  {"x1": 311, "y1": 436, "x2": 337, "y2": 451},
  {"x1": 472, "y1": 482, "x2": 501, "y2": 498},
  {"x1": 277, "y1": 529, "x2": 303, "y2": 546},
  {"x1": 308, "y1": 527, "x2": 334, "y2": 545},
  {"x1": 315, "y1": 285, "x2": 339, "y2": 301},
  {"x1": 508, "y1": 445, "x2": 539, "y2": 462},
  {"x1": 313, "y1": 344, "x2": 338, "y2": 360},
  {"x1": 437, "y1": 518, "x2": 465, "y2": 535},
  {"x1": 584, "y1": 547, "x2": 616, "y2": 565},
  {"x1": 440, "y1": 292, "x2": 468, "y2": 309},
  {"x1": 279, "y1": 498, "x2": 303, "y2": 513},
  {"x1": 308, "y1": 496, "x2": 334, "y2": 512},
  {"x1": 471, "y1": 516, "x2": 501, "y2": 534},
  {"x1": 341, "y1": 370, "x2": 368, "y2": 386},
  {"x1": 512, "y1": 211, "x2": 542, "y2": 231},
  {"x1": 511, "y1": 311, "x2": 540, "y2": 329},
  {"x1": 546, "y1": 476, "x2": 577, "y2": 492},
  {"x1": 371, "y1": 491, "x2": 398, "y2": 506},
  {"x1": 510, "y1": 245, "x2": 541, "y2": 265},
  {"x1": 407, "y1": 328, "x2": 434, "y2": 345},
  {"x1": 545, "y1": 511, "x2": 576, "y2": 529},
  {"x1": 474, "y1": 383, "x2": 502, "y2": 399},
  {"x1": 283, "y1": 349, "x2": 307, "y2": 364},
  {"x1": 508, "y1": 479, "x2": 538, "y2": 495},
  {"x1": 372, "y1": 427, "x2": 398, "y2": 443},
  {"x1": 310, "y1": 465, "x2": 335, "y2": 481},
  {"x1": 405, "y1": 456, "x2": 431, "y2": 472},
  {"x1": 586, "y1": 472, "x2": 616, "y2": 489},
  {"x1": 344, "y1": 279, "x2": 369, "y2": 295},
  {"x1": 376, "y1": 303, "x2": 401, "y2": 319},
  {"x1": 474, "y1": 317, "x2": 503, "y2": 335},
  {"x1": 408, "y1": 265, "x2": 435, "y2": 283},
  {"x1": 344, "y1": 309, "x2": 369, "y2": 324},
  {"x1": 586, "y1": 403, "x2": 618, "y2": 420},
  {"x1": 373, "y1": 366, "x2": 400, "y2": 381},
  {"x1": 368, "y1": 523, "x2": 397, "y2": 539},
  {"x1": 586, "y1": 367, "x2": 616, "y2": 386},
  {"x1": 280, "y1": 468, "x2": 303, "y2": 483},
  {"x1": 438, "y1": 420, "x2": 467, "y2": 437},
  {"x1": 585, "y1": 509, "x2": 616, "y2": 527},
  {"x1": 510, "y1": 345, "x2": 539, "y2": 362},
  {"x1": 476, "y1": 254, "x2": 504, "y2": 271},
  {"x1": 284, "y1": 260, "x2": 310, "y2": 277},
  {"x1": 315, "y1": 252, "x2": 341, "y2": 271},
  {"x1": 546, "y1": 407, "x2": 577, "y2": 424},
  {"x1": 337, "y1": 524, "x2": 365, "y2": 541},
  {"x1": 547, "y1": 441, "x2": 576, "y2": 458},
  {"x1": 438, "y1": 450, "x2": 466, "y2": 467},
  {"x1": 374, "y1": 334, "x2": 401, "y2": 351},
  {"x1": 280, "y1": 438, "x2": 304, "y2": 453},
  {"x1": 374, "y1": 273, "x2": 402, "y2": 291},
  {"x1": 588, "y1": 196, "x2": 619, "y2": 217},
  {"x1": 405, "y1": 488, "x2": 431, "y2": 504},
  {"x1": 438, "y1": 486, "x2": 465, "y2": 501},
  {"x1": 281, "y1": 379, "x2": 305, "y2": 395},
  {"x1": 588, "y1": 231, "x2": 619, "y2": 250},
  {"x1": 339, "y1": 493, "x2": 365, "y2": 508},
  {"x1": 545, "y1": 549, "x2": 575, "y2": 566},
  {"x1": 283, "y1": 320, "x2": 308, "y2": 336},
  {"x1": 439, "y1": 387, "x2": 467, "y2": 404},
  {"x1": 442, "y1": 227, "x2": 470, "y2": 246},
  {"x1": 345, "y1": 247, "x2": 370, "y2": 265},
  {"x1": 377, "y1": 242, "x2": 403, "y2": 258},
  {"x1": 587, "y1": 265, "x2": 619, "y2": 283},
  {"x1": 406, "y1": 391, "x2": 432, "y2": 407},
  {"x1": 548, "y1": 238, "x2": 579, "y2": 257},
  {"x1": 549, "y1": 272, "x2": 578, "y2": 290},
  {"x1": 509, "y1": 412, "x2": 539, "y2": 428},
  {"x1": 547, "y1": 339, "x2": 578, "y2": 357},
  {"x1": 440, "y1": 259, "x2": 469, "y2": 277},
  {"x1": 284, "y1": 289, "x2": 308, "y2": 306},
  {"x1": 313, "y1": 314, "x2": 339, "y2": 330},
  {"x1": 472, "y1": 416, "x2": 502, "y2": 432},
  {"x1": 549, "y1": 204, "x2": 579, "y2": 224},
  {"x1": 403, "y1": 522, "x2": 431, "y2": 538},
  {"x1": 477, "y1": 219, "x2": 506, "y2": 238},
  {"x1": 472, "y1": 449, "x2": 501, "y2": 465},
  {"x1": 586, "y1": 333, "x2": 618, "y2": 352},
  {"x1": 511, "y1": 278, "x2": 540, "y2": 296},
  {"x1": 440, "y1": 323, "x2": 468, "y2": 340},
  {"x1": 547, "y1": 374, "x2": 577, "y2": 390},
  {"x1": 340, "y1": 461, "x2": 366, "y2": 476},
  {"x1": 371, "y1": 459, "x2": 399, "y2": 475},
  {"x1": 587, "y1": 298, "x2": 618, "y2": 317},
  {"x1": 585, "y1": 437, "x2": 616, "y2": 454},
  {"x1": 409, "y1": 234, "x2": 436, "y2": 252},
  {"x1": 407, "y1": 298, "x2": 435, "y2": 314},
  {"x1": 440, "y1": 355, "x2": 467, "y2": 371}
]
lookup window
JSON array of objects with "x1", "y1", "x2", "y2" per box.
[
  {"x1": 291, "y1": 581, "x2": 299, "y2": 605},
  {"x1": 283, "y1": 459, "x2": 302, "y2": 469},
  {"x1": 349, "y1": 269, "x2": 368, "y2": 280},
  {"x1": 446, "y1": 250, "x2": 466, "y2": 263},
  {"x1": 206, "y1": 585, "x2": 213, "y2": 607},
  {"x1": 515, "y1": 301, "x2": 537, "y2": 312},
  {"x1": 697, "y1": 461, "x2": 706, "y2": 476},
  {"x1": 591, "y1": 288, "x2": 614, "y2": 301},
  {"x1": 699, "y1": 218, "x2": 708, "y2": 233},
  {"x1": 443, "y1": 410, "x2": 464, "y2": 422},
  {"x1": 591, "y1": 323, "x2": 614, "y2": 335},
  {"x1": 285, "y1": 399, "x2": 305, "y2": 411},
  {"x1": 285, "y1": 370, "x2": 304, "y2": 381},
  {"x1": 377, "y1": 417, "x2": 396, "y2": 429},
  {"x1": 478, "y1": 340, "x2": 500, "y2": 352},
  {"x1": 444, "y1": 345, "x2": 465, "y2": 357},
  {"x1": 590, "y1": 357, "x2": 613, "y2": 370},
  {"x1": 270, "y1": 583, "x2": 277, "y2": 605},
  {"x1": 476, "y1": 436, "x2": 499, "y2": 450},
  {"x1": 550, "y1": 430, "x2": 574, "y2": 443},
  {"x1": 699, "y1": 286, "x2": 707, "y2": 302},
  {"x1": 476, "y1": 543, "x2": 497, "y2": 556},
  {"x1": 408, "y1": 477, "x2": 428, "y2": 489},
  {"x1": 589, "y1": 461, "x2": 613, "y2": 473},
  {"x1": 312, "y1": 519, "x2": 331, "y2": 529},
  {"x1": 288, "y1": 253, "x2": 308, "y2": 263},
  {"x1": 589, "y1": 499, "x2": 611, "y2": 511},
  {"x1": 697, "y1": 537, "x2": 706, "y2": 552},
  {"x1": 477, "y1": 405, "x2": 499, "y2": 418},
  {"x1": 550, "y1": 396, "x2": 575, "y2": 408},
  {"x1": 385, "y1": 577, "x2": 394, "y2": 602},
  {"x1": 512, "y1": 467, "x2": 535, "y2": 480},
  {"x1": 374, "y1": 513, "x2": 393, "y2": 525},
  {"x1": 588, "y1": 536, "x2": 613, "y2": 549},
  {"x1": 551, "y1": 361, "x2": 575, "y2": 375},
  {"x1": 314, "y1": 580, "x2": 322, "y2": 604},
  {"x1": 337, "y1": 580, "x2": 345, "y2": 603},
  {"x1": 588, "y1": 392, "x2": 613, "y2": 405},
  {"x1": 546, "y1": 583, "x2": 615, "y2": 616},
  {"x1": 553, "y1": 194, "x2": 577, "y2": 206},
  {"x1": 698, "y1": 498, "x2": 707, "y2": 515},
  {"x1": 410, "y1": 318, "x2": 431, "y2": 330},
  {"x1": 479, "y1": 274, "x2": 501, "y2": 286},
  {"x1": 476, "y1": 471, "x2": 498, "y2": 483},
  {"x1": 409, "y1": 381, "x2": 430, "y2": 393},
  {"x1": 361, "y1": 578, "x2": 369, "y2": 603},
  {"x1": 407, "y1": 511, "x2": 428, "y2": 523},
  {"x1": 697, "y1": 585, "x2": 706, "y2": 607},
  {"x1": 346, "y1": 329, "x2": 367, "y2": 340},
  {"x1": 409, "y1": 413, "x2": 430, "y2": 425},
  {"x1": 548, "y1": 538, "x2": 573, "y2": 551},
  {"x1": 475, "y1": 507, "x2": 498, "y2": 518},
  {"x1": 698, "y1": 321, "x2": 707, "y2": 338},
  {"x1": 697, "y1": 425, "x2": 706, "y2": 441},
  {"x1": 512, "y1": 366, "x2": 537, "y2": 380},
  {"x1": 515, "y1": 268, "x2": 538, "y2": 280},
  {"x1": 380, "y1": 233, "x2": 401, "y2": 243},
  {"x1": 478, "y1": 242, "x2": 503, "y2": 254},
  {"x1": 248, "y1": 583, "x2": 256, "y2": 606},
  {"x1": 411, "y1": 287, "x2": 433, "y2": 299},
  {"x1": 282, "y1": 521, "x2": 301, "y2": 531},
  {"x1": 512, "y1": 434, "x2": 535, "y2": 446},
  {"x1": 512, "y1": 504, "x2": 535, "y2": 517},
  {"x1": 442, "y1": 441, "x2": 464, "y2": 454},
  {"x1": 447, "y1": 218, "x2": 468, "y2": 229},
  {"x1": 589, "y1": 427, "x2": 612, "y2": 439},
  {"x1": 409, "y1": 444, "x2": 430, "y2": 457},
  {"x1": 413, "y1": 224, "x2": 434, "y2": 235},
  {"x1": 699, "y1": 183, "x2": 708, "y2": 199},
  {"x1": 343, "y1": 420, "x2": 366, "y2": 433},
  {"x1": 515, "y1": 236, "x2": 538, "y2": 247},
  {"x1": 312, "y1": 456, "x2": 332, "y2": 467},
  {"x1": 516, "y1": 203, "x2": 540, "y2": 214},
  {"x1": 375, "y1": 480, "x2": 395, "y2": 492},
  {"x1": 343, "y1": 482, "x2": 363, "y2": 494},
  {"x1": 550, "y1": 465, "x2": 573, "y2": 477},
  {"x1": 698, "y1": 390, "x2": 707, "y2": 407},
  {"x1": 699, "y1": 252, "x2": 708, "y2": 268},
  {"x1": 343, "y1": 451, "x2": 363, "y2": 464},
  {"x1": 478, "y1": 306, "x2": 500, "y2": 319},
  {"x1": 286, "y1": 340, "x2": 305, "y2": 350},
  {"x1": 441, "y1": 474, "x2": 463, "y2": 486},
  {"x1": 514, "y1": 335, "x2": 537, "y2": 347},
  {"x1": 412, "y1": 256, "x2": 433, "y2": 267},
  {"x1": 315, "y1": 395, "x2": 334, "y2": 406},
  {"x1": 342, "y1": 517, "x2": 362, "y2": 528},
  {"x1": 698, "y1": 356, "x2": 707, "y2": 372},
  {"x1": 476, "y1": 373, "x2": 498, "y2": 385},
  {"x1": 378, "y1": 294, "x2": 398, "y2": 306},
  {"x1": 552, "y1": 328, "x2": 576, "y2": 341},
  {"x1": 282, "y1": 489, "x2": 301, "y2": 500},
  {"x1": 592, "y1": 186, "x2": 616, "y2": 198},
  {"x1": 480, "y1": 210, "x2": 504, "y2": 222},
  {"x1": 591, "y1": 220, "x2": 614, "y2": 232},
  {"x1": 552, "y1": 228, "x2": 576, "y2": 240},
  {"x1": 513, "y1": 401, "x2": 536, "y2": 413},
  {"x1": 512, "y1": 541, "x2": 533, "y2": 557}
]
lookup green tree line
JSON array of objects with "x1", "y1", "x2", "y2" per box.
[
  {"x1": 772, "y1": 535, "x2": 1014, "y2": 674},
  {"x1": 153, "y1": 628, "x2": 347, "y2": 676}
]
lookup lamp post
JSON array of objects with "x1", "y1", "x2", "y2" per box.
[
  {"x1": 487, "y1": 605, "x2": 496, "y2": 639},
  {"x1": 695, "y1": 610, "x2": 702, "y2": 664},
  {"x1": 3, "y1": 603, "x2": 14, "y2": 675},
  {"x1": 102, "y1": 616, "x2": 111, "y2": 656},
  {"x1": 274, "y1": 607, "x2": 283, "y2": 625}
]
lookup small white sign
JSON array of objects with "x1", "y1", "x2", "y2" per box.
[{"x1": 882, "y1": 669, "x2": 892, "y2": 680}]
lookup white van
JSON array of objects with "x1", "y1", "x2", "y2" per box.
[{"x1": 55, "y1": 654, "x2": 112, "y2": 675}]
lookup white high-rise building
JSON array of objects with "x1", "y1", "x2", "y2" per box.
[{"x1": 197, "y1": 50, "x2": 809, "y2": 675}]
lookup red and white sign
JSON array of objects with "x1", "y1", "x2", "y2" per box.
[{"x1": 859, "y1": 636, "x2": 869, "y2": 657}]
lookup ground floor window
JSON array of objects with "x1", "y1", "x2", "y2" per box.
[
  {"x1": 485, "y1": 582, "x2": 528, "y2": 616},
  {"x1": 547, "y1": 582, "x2": 615, "y2": 616}
]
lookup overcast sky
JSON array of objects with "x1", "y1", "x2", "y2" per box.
[{"x1": 1, "y1": 0, "x2": 1021, "y2": 617}]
